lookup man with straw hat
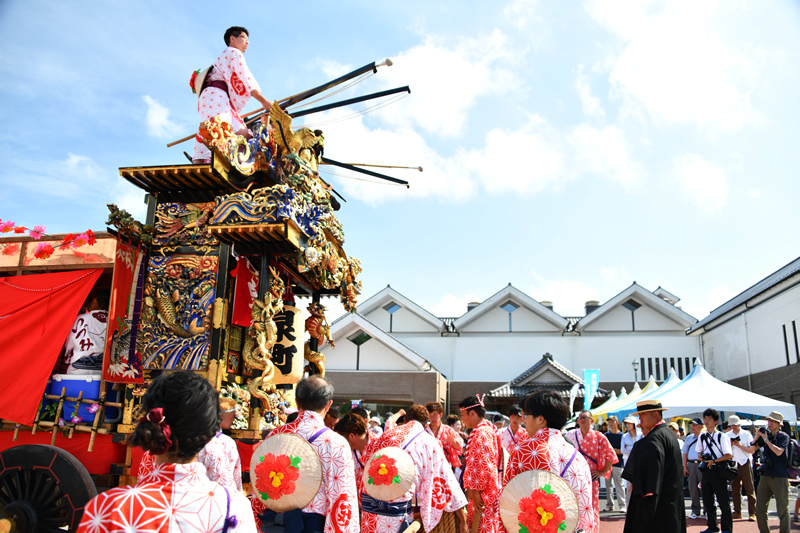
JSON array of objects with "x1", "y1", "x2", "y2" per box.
[
  {"x1": 622, "y1": 398, "x2": 685, "y2": 533},
  {"x1": 360, "y1": 404, "x2": 468, "y2": 533},
  {"x1": 252, "y1": 376, "x2": 359, "y2": 533},
  {"x1": 505, "y1": 390, "x2": 595, "y2": 532},
  {"x1": 191, "y1": 26, "x2": 272, "y2": 164},
  {"x1": 459, "y1": 394, "x2": 503, "y2": 533}
]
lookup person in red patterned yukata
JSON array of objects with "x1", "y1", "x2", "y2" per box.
[
  {"x1": 565, "y1": 409, "x2": 618, "y2": 529},
  {"x1": 425, "y1": 401, "x2": 464, "y2": 471},
  {"x1": 252, "y1": 376, "x2": 359, "y2": 533},
  {"x1": 505, "y1": 390, "x2": 596, "y2": 533},
  {"x1": 333, "y1": 412, "x2": 370, "y2": 506},
  {"x1": 498, "y1": 404, "x2": 528, "y2": 456},
  {"x1": 192, "y1": 26, "x2": 272, "y2": 164},
  {"x1": 360, "y1": 405, "x2": 468, "y2": 533},
  {"x1": 459, "y1": 394, "x2": 502, "y2": 533},
  {"x1": 78, "y1": 371, "x2": 255, "y2": 532}
]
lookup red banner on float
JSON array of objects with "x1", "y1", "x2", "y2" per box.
[
  {"x1": 231, "y1": 257, "x2": 259, "y2": 327},
  {"x1": 102, "y1": 238, "x2": 145, "y2": 383}
]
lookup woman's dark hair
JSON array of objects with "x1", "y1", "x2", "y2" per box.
[
  {"x1": 425, "y1": 401, "x2": 444, "y2": 414},
  {"x1": 286, "y1": 411, "x2": 299, "y2": 424},
  {"x1": 128, "y1": 371, "x2": 219, "y2": 460},
  {"x1": 703, "y1": 408, "x2": 720, "y2": 422},
  {"x1": 334, "y1": 412, "x2": 367, "y2": 438},
  {"x1": 446, "y1": 414, "x2": 459, "y2": 426},
  {"x1": 508, "y1": 405, "x2": 523, "y2": 417},
  {"x1": 224, "y1": 26, "x2": 248, "y2": 46},
  {"x1": 458, "y1": 396, "x2": 486, "y2": 418},
  {"x1": 521, "y1": 389, "x2": 569, "y2": 430},
  {"x1": 325, "y1": 406, "x2": 340, "y2": 421},
  {"x1": 350, "y1": 406, "x2": 369, "y2": 419},
  {"x1": 404, "y1": 405, "x2": 430, "y2": 425},
  {"x1": 296, "y1": 376, "x2": 334, "y2": 412}
]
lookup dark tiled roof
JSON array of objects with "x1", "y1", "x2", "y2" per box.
[
  {"x1": 510, "y1": 353, "x2": 582, "y2": 386},
  {"x1": 687, "y1": 256, "x2": 800, "y2": 333},
  {"x1": 490, "y1": 382, "x2": 609, "y2": 399}
]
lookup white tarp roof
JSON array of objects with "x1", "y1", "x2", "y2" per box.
[{"x1": 654, "y1": 360, "x2": 797, "y2": 420}]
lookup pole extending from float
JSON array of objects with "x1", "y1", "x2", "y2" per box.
[
  {"x1": 281, "y1": 86, "x2": 410, "y2": 119},
  {"x1": 166, "y1": 59, "x2": 393, "y2": 148},
  {"x1": 321, "y1": 157, "x2": 410, "y2": 187}
]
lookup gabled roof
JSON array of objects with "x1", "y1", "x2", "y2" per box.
[
  {"x1": 355, "y1": 285, "x2": 445, "y2": 332},
  {"x1": 687, "y1": 255, "x2": 800, "y2": 334},
  {"x1": 453, "y1": 284, "x2": 569, "y2": 331},
  {"x1": 489, "y1": 353, "x2": 608, "y2": 398},
  {"x1": 326, "y1": 312, "x2": 438, "y2": 372},
  {"x1": 653, "y1": 287, "x2": 680, "y2": 304},
  {"x1": 576, "y1": 282, "x2": 697, "y2": 332}
]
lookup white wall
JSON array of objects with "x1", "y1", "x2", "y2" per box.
[
  {"x1": 323, "y1": 337, "x2": 420, "y2": 372},
  {"x1": 462, "y1": 305, "x2": 561, "y2": 333},
  {"x1": 701, "y1": 284, "x2": 800, "y2": 381},
  {"x1": 363, "y1": 305, "x2": 439, "y2": 334}
]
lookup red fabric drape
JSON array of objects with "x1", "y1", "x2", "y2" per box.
[{"x1": 0, "y1": 269, "x2": 102, "y2": 425}]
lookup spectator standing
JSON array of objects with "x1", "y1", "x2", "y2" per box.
[
  {"x1": 566, "y1": 410, "x2": 618, "y2": 527},
  {"x1": 621, "y1": 416, "x2": 642, "y2": 507},
  {"x1": 622, "y1": 399, "x2": 686, "y2": 533},
  {"x1": 367, "y1": 416, "x2": 383, "y2": 438},
  {"x1": 669, "y1": 422, "x2": 685, "y2": 449},
  {"x1": 499, "y1": 405, "x2": 528, "y2": 455},
  {"x1": 727, "y1": 415, "x2": 757, "y2": 521},
  {"x1": 697, "y1": 408, "x2": 733, "y2": 533},
  {"x1": 604, "y1": 416, "x2": 626, "y2": 512},
  {"x1": 742, "y1": 411, "x2": 791, "y2": 533},
  {"x1": 324, "y1": 406, "x2": 340, "y2": 429},
  {"x1": 683, "y1": 417, "x2": 706, "y2": 520}
]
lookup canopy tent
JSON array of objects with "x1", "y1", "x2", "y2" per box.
[
  {"x1": 656, "y1": 360, "x2": 797, "y2": 421},
  {"x1": 594, "y1": 376, "x2": 660, "y2": 419},
  {"x1": 591, "y1": 384, "x2": 637, "y2": 419},
  {"x1": 591, "y1": 390, "x2": 617, "y2": 414},
  {"x1": 613, "y1": 368, "x2": 683, "y2": 419}
]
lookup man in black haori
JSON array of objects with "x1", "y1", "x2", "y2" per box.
[{"x1": 622, "y1": 398, "x2": 686, "y2": 533}]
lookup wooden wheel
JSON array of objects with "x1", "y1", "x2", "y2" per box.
[{"x1": 0, "y1": 444, "x2": 97, "y2": 532}]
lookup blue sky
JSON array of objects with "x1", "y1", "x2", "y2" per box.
[{"x1": 1, "y1": 1, "x2": 799, "y2": 321}]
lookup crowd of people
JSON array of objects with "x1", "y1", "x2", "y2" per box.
[{"x1": 76, "y1": 371, "x2": 796, "y2": 533}]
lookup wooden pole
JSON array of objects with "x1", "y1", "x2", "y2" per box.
[
  {"x1": 88, "y1": 389, "x2": 107, "y2": 452},
  {"x1": 67, "y1": 391, "x2": 84, "y2": 438},
  {"x1": 51, "y1": 387, "x2": 67, "y2": 446}
]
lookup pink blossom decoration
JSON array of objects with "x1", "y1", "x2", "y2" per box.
[
  {"x1": 72, "y1": 233, "x2": 90, "y2": 249},
  {"x1": 58, "y1": 418, "x2": 66, "y2": 427},
  {"x1": 0, "y1": 221, "x2": 14, "y2": 233},
  {"x1": 29, "y1": 225, "x2": 46, "y2": 240},
  {"x1": 71, "y1": 416, "x2": 82, "y2": 424},
  {"x1": 88, "y1": 403, "x2": 100, "y2": 414}
]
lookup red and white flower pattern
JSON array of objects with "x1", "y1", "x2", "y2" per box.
[
  {"x1": 78, "y1": 462, "x2": 256, "y2": 532},
  {"x1": 506, "y1": 428, "x2": 596, "y2": 533},
  {"x1": 193, "y1": 46, "x2": 261, "y2": 161},
  {"x1": 463, "y1": 420, "x2": 503, "y2": 533},
  {"x1": 361, "y1": 421, "x2": 468, "y2": 533},
  {"x1": 499, "y1": 425, "x2": 528, "y2": 455},
  {"x1": 251, "y1": 410, "x2": 359, "y2": 533},
  {"x1": 425, "y1": 422, "x2": 464, "y2": 470},
  {"x1": 564, "y1": 428, "x2": 618, "y2": 528}
]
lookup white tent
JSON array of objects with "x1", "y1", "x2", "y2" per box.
[
  {"x1": 656, "y1": 360, "x2": 797, "y2": 420},
  {"x1": 613, "y1": 368, "x2": 683, "y2": 419}
]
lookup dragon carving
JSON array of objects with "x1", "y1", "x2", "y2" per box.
[
  {"x1": 242, "y1": 266, "x2": 285, "y2": 406},
  {"x1": 305, "y1": 302, "x2": 334, "y2": 349}
]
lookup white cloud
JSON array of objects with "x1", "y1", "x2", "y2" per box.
[
  {"x1": 430, "y1": 293, "x2": 482, "y2": 318},
  {"x1": 370, "y1": 31, "x2": 522, "y2": 137},
  {"x1": 569, "y1": 124, "x2": 640, "y2": 188},
  {"x1": 503, "y1": 0, "x2": 540, "y2": 31},
  {"x1": 575, "y1": 64, "x2": 605, "y2": 119},
  {"x1": 142, "y1": 95, "x2": 182, "y2": 140},
  {"x1": 111, "y1": 177, "x2": 147, "y2": 222},
  {"x1": 672, "y1": 152, "x2": 728, "y2": 215},
  {"x1": 529, "y1": 270, "x2": 599, "y2": 316},
  {"x1": 586, "y1": 0, "x2": 763, "y2": 134}
]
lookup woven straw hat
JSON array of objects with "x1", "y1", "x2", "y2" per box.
[
  {"x1": 191, "y1": 66, "x2": 212, "y2": 98},
  {"x1": 250, "y1": 433, "x2": 323, "y2": 512},
  {"x1": 500, "y1": 469, "x2": 579, "y2": 533},
  {"x1": 362, "y1": 446, "x2": 415, "y2": 502}
]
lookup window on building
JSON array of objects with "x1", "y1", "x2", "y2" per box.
[
  {"x1": 347, "y1": 330, "x2": 372, "y2": 370},
  {"x1": 501, "y1": 301, "x2": 519, "y2": 332},
  {"x1": 622, "y1": 299, "x2": 641, "y2": 331},
  {"x1": 383, "y1": 302, "x2": 401, "y2": 332}
]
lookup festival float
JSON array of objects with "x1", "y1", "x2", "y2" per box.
[{"x1": 0, "y1": 59, "x2": 412, "y2": 530}]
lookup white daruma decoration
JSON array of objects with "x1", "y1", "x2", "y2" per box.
[{"x1": 250, "y1": 433, "x2": 322, "y2": 512}]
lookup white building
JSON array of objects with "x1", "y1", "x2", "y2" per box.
[
  {"x1": 687, "y1": 256, "x2": 800, "y2": 409},
  {"x1": 322, "y1": 282, "x2": 700, "y2": 413}
]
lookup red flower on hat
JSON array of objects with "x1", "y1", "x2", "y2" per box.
[
  {"x1": 367, "y1": 454, "x2": 400, "y2": 486},
  {"x1": 254, "y1": 453, "x2": 301, "y2": 501},
  {"x1": 190, "y1": 69, "x2": 200, "y2": 94},
  {"x1": 518, "y1": 485, "x2": 566, "y2": 533}
]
